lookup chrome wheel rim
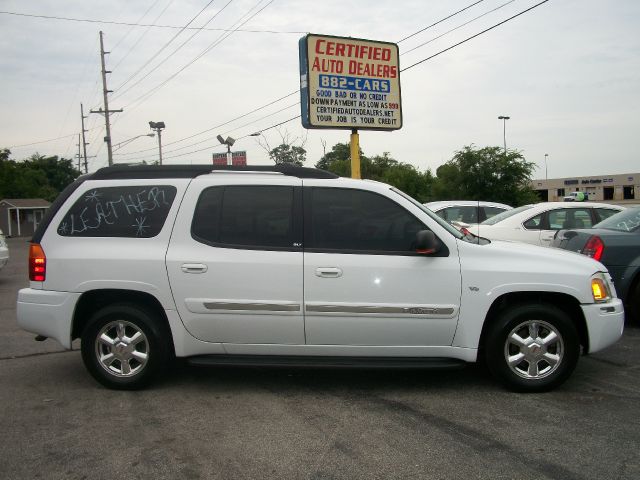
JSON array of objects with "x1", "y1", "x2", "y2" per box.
[
  {"x1": 504, "y1": 320, "x2": 563, "y2": 380},
  {"x1": 95, "y1": 321, "x2": 149, "y2": 377}
]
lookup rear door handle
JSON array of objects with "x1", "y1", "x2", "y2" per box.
[
  {"x1": 181, "y1": 263, "x2": 208, "y2": 274},
  {"x1": 315, "y1": 267, "x2": 343, "y2": 278}
]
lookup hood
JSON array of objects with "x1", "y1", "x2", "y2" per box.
[{"x1": 460, "y1": 236, "x2": 606, "y2": 277}]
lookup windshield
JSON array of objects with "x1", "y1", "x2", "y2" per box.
[
  {"x1": 481, "y1": 204, "x2": 534, "y2": 225},
  {"x1": 391, "y1": 188, "x2": 464, "y2": 239},
  {"x1": 594, "y1": 207, "x2": 640, "y2": 232}
]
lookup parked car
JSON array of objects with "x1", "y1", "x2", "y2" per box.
[
  {"x1": 466, "y1": 202, "x2": 624, "y2": 247},
  {"x1": 17, "y1": 165, "x2": 624, "y2": 392},
  {"x1": 551, "y1": 207, "x2": 640, "y2": 323},
  {"x1": 0, "y1": 229, "x2": 9, "y2": 271},
  {"x1": 424, "y1": 201, "x2": 512, "y2": 230}
]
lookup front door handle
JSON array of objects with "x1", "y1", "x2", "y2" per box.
[
  {"x1": 315, "y1": 267, "x2": 343, "y2": 278},
  {"x1": 181, "y1": 263, "x2": 208, "y2": 274}
]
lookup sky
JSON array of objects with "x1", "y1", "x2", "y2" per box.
[{"x1": 1, "y1": 0, "x2": 639, "y2": 180}]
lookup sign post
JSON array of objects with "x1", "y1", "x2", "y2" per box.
[{"x1": 299, "y1": 34, "x2": 402, "y2": 178}]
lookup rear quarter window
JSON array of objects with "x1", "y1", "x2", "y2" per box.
[{"x1": 57, "y1": 185, "x2": 177, "y2": 237}]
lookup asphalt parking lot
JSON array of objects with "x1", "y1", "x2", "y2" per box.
[{"x1": 1, "y1": 236, "x2": 639, "y2": 480}]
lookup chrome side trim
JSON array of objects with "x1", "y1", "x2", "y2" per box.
[
  {"x1": 203, "y1": 302, "x2": 300, "y2": 312},
  {"x1": 305, "y1": 305, "x2": 455, "y2": 315}
]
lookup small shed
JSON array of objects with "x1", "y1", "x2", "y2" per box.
[{"x1": 0, "y1": 198, "x2": 51, "y2": 237}]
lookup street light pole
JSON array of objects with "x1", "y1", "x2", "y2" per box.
[
  {"x1": 544, "y1": 153, "x2": 549, "y2": 180},
  {"x1": 113, "y1": 133, "x2": 155, "y2": 151},
  {"x1": 498, "y1": 115, "x2": 510, "y2": 154},
  {"x1": 216, "y1": 135, "x2": 236, "y2": 166},
  {"x1": 149, "y1": 121, "x2": 165, "y2": 165}
]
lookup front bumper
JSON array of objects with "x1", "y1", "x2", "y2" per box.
[
  {"x1": 581, "y1": 298, "x2": 625, "y2": 353},
  {"x1": 17, "y1": 288, "x2": 81, "y2": 349}
]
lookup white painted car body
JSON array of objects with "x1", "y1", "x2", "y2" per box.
[
  {"x1": 466, "y1": 202, "x2": 624, "y2": 247},
  {"x1": 17, "y1": 173, "x2": 623, "y2": 366}
]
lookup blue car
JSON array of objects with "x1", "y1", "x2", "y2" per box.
[{"x1": 552, "y1": 207, "x2": 640, "y2": 323}]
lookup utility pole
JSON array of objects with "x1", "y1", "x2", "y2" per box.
[
  {"x1": 80, "y1": 103, "x2": 90, "y2": 173},
  {"x1": 76, "y1": 134, "x2": 82, "y2": 171},
  {"x1": 91, "y1": 31, "x2": 122, "y2": 167}
]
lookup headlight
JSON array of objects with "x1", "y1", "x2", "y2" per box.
[{"x1": 591, "y1": 273, "x2": 613, "y2": 303}]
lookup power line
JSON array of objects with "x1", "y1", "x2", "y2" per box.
[
  {"x1": 112, "y1": 0, "x2": 238, "y2": 103},
  {"x1": 401, "y1": 0, "x2": 516, "y2": 57},
  {"x1": 401, "y1": 0, "x2": 549, "y2": 72},
  {"x1": 0, "y1": 9, "x2": 305, "y2": 34},
  {"x1": 397, "y1": 0, "x2": 485, "y2": 43},
  {"x1": 115, "y1": 90, "x2": 298, "y2": 156},
  {"x1": 117, "y1": 101, "x2": 299, "y2": 161},
  {"x1": 111, "y1": 0, "x2": 176, "y2": 71},
  {"x1": 113, "y1": 0, "x2": 219, "y2": 93},
  {"x1": 119, "y1": 0, "x2": 276, "y2": 113},
  {"x1": 162, "y1": 115, "x2": 301, "y2": 161}
]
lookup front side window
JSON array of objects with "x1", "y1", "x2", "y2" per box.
[
  {"x1": 58, "y1": 185, "x2": 177, "y2": 237},
  {"x1": 192, "y1": 185, "x2": 295, "y2": 249},
  {"x1": 307, "y1": 188, "x2": 426, "y2": 253}
]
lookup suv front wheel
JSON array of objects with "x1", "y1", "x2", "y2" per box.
[
  {"x1": 485, "y1": 303, "x2": 580, "y2": 392},
  {"x1": 81, "y1": 303, "x2": 170, "y2": 390}
]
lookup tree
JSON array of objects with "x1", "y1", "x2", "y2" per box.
[
  {"x1": 315, "y1": 142, "x2": 364, "y2": 170},
  {"x1": 0, "y1": 149, "x2": 81, "y2": 201},
  {"x1": 317, "y1": 144, "x2": 435, "y2": 202},
  {"x1": 433, "y1": 146, "x2": 539, "y2": 206},
  {"x1": 268, "y1": 143, "x2": 307, "y2": 166},
  {"x1": 257, "y1": 129, "x2": 307, "y2": 166}
]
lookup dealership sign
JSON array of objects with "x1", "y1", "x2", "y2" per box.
[
  {"x1": 299, "y1": 34, "x2": 402, "y2": 131},
  {"x1": 212, "y1": 151, "x2": 247, "y2": 166}
]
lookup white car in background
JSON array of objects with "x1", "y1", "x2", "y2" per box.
[
  {"x1": 424, "y1": 201, "x2": 512, "y2": 230},
  {"x1": 466, "y1": 202, "x2": 624, "y2": 247},
  {"x1": 0, "y1": 229, "x2": 9, "y2": 271}
]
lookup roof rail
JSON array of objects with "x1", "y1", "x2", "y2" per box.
[{"x1": 90, "y1": 164, "x2": 339, "y2": 180}]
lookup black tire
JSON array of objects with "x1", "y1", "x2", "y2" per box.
[
  {"x1": 81, "y1": 303, "x2": 171, "y2": 390},
  {"x1": 485, "y1": 303, "x2": 580, "y2": 393},
  {"x1": 625, "y1": 281, "x2": 640, "y2": 326}
]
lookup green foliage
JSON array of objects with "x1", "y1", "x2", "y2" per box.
[
  {"x1": 315, "y1": 143, "x2": 537, "y2": 206},
  {"x1": 316, "y1": 142, "x2": 363, "y2": 170},
  {"x1": 316, "y1": 145, "x2": 435, "y2": 202},
  {"x1": 433, "y1": 146, "x2": 539, "y2": 206},
  {"x1": 268, "y1": 143, "x2": 306, "y2": 166},
  {"x1": 0, "y1": 149, "x2": 81, "y2": 201}
]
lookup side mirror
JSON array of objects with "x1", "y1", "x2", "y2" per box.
[{"x1": 415, "y1": 230, "x2": 439, "y2": 255}]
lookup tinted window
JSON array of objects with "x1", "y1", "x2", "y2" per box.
[
  {"x1": 440, "y1": 206, "x2": 479, "y2": 223},
  {"x1": 58, "y1": 185, "x2": 177, "y2": 237},
  {"x1": 482, "y1": 205, "x2": 533, "y2": 225},
  {"x1": 595, "y1": 208, "x2": 621, "y2": 223},
  {"x1": 548, "y1": 208, "x2": 592, "y2": 229},
  {"x1": 523, "y1": 214, "x2": 543, "y2": 230},
  {"x1": 594, "y1": 207, "x2": 640, "y2": 232},
  {"x1": 192, "y1": 186, "x2": 295, "y2": 248},
  {"x1": 483, "y1": 206, "x2": 507, "y2": 219},
  {"x1": 308, "y1": 188, "x2": 425, "y2": 252}
]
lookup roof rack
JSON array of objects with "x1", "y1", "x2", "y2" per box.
[{"x1": 91, "y1": 164, "x2": 339, "y2": 180}]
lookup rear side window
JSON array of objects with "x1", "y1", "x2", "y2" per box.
[
  {"x1": 307, "y1": 188, "x2": 425, "y2": 253},
  {"x1": 192, "y1": 185, "x2": 297, "y2": 249},
  {"x1": 58, "y1": 185, "x2": 177, "y2": 237},
  {"x1": 595, "y1": 208, "x2": 620, "y2": 223}
]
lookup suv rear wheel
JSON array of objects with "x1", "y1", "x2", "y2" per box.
[
  {"x1": 81, "y1": 303, "x2": 170, "y2": 390},
  {"x1": 485, "y1": 303, "x2": 580, "y2": 392}
]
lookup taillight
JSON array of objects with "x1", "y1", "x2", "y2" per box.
[
  {"x1": 582, "y1": 235, "x2": 604, "y2": 261},
  {"x1": 29, "y1": 243, "x2": 46, "y2": 282}
]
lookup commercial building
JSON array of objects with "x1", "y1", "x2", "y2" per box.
[{"x1": 532, "y1": 172, "x2": 639, "y2": 206}]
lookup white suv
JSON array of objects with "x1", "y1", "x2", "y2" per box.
[{"x1": 17, "y1": 165, "x2": 624, "y2": 392}]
